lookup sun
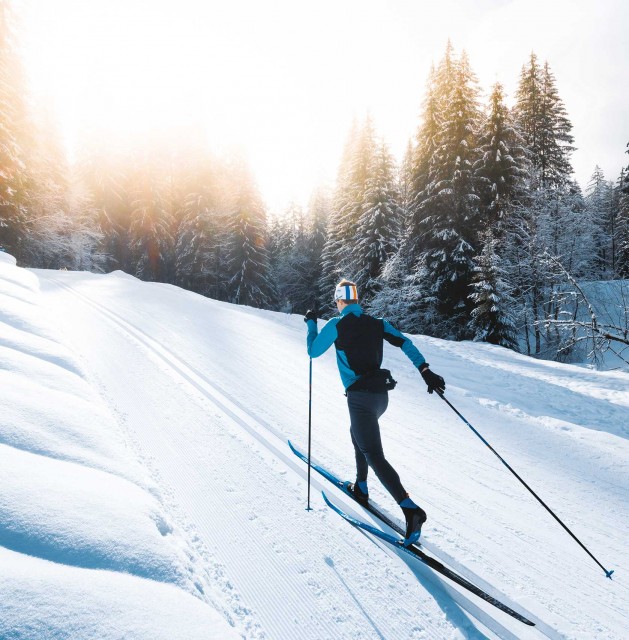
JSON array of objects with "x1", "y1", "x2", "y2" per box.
[{"x1": 20, "y1": 0, "x2": 373, "y2": 210}]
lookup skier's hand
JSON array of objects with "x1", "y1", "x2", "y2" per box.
[
  {"x1": 304, "y1": 309, "x2": 318, "y2": 323},
  {"x1": 420, "y1": 365, "x2": 445, "y2": 395}
]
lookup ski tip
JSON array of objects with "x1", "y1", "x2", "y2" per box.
[
  {"x1": 287, "y1": 439, "x2": 297, "y2": 453},
  {"x1": 605, "y1": 569, "x2": 614, "y2": 580},
  {"x1": 321, "y1": 491, "x2": 337, "y2": 512}
]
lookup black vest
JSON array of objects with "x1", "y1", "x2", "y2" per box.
[{"x1": 335, "y1": 312, "x2": 387, "y2": 391}]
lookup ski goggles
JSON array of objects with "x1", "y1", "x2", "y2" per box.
[{"x1": 334, "y1": 283, "x2": 358, "y2": 302}]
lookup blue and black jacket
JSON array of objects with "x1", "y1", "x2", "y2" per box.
[{"x1": 306, "y1": 303, "x2": 426, "y2": 391}]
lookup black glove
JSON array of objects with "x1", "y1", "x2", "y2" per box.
[
  {"x1": 420, "y1": 364, "x2": 445, "y2": 394},
  {"x1": 304, "y1": 309, "x2": 318, "y2": 323}
]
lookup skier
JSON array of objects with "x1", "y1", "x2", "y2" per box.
[{"x1": 304, "y1": 279, "x2": 446, "y2": 545}]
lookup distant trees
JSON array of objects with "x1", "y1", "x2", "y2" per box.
[
  {"x1": 352, "y1": 139, "x2": 402, "y2": 300},
  {"x1": 410, "y1": 49, "x2": 483, "y2": 339},
  {"x1": 474, "y1": 82, "x2": 530, "y2": 233},
  {"x1": 615, "y1": 145, "x2": 629, "y2": 278},
  {"x1": 2, "y1": 18, "x2": 628, "y2": 368},
  {"x1": 224, "y1": 159, "x2": 274, "y2": 307},
  {"x1": 0, "y1": 0, "x2": 29, "y2": 254},
  {"x1": 513, "y1": 53, "x2": 575, "y2": 189},
  {"x1": 469, "y1": 231, "x2": 518, "y2": 349},
  {"x1": 0, "y1": 0, "x2": 101, "y2": 269},
  {"x1": 269, "y1": 192, "x2": 329, "y2": 314}
]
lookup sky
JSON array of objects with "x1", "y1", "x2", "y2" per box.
[{"x1": 22, "y1": 0, "x2": 629, "y2": 214}]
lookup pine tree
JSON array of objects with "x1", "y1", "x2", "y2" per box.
[
  {"x1": 585, "y1": 166, "x2": 615, "y2": 276},
  {"x1": 412, "y1": 48, "x2": 483, "y2": 338},
  {"x1": 513, "y1": 54, "x2": 575, "y2": 189},
  {"x1": 301, "y1": 188, "x2": 329, "y2": 309},
  {"x1": 474, "y1": 82, "x2": 530, "y2": 234},
  {"x1": 174, "y1": 148, "x2": 223, "y2": 295},
  {"x1": 405, "y1": 46, "x2": 458, "y2": 269},
  {"x1": 76, "y1": 142, "x2": 134, "y2": 272},
  {"x1": 224, "y1": 159, "x2": 274, "y2": 308},
  {"x1": 318, "y1": 118, "x2": 376, "y2": 305},
  {"x1": 19, "y1": 104, "x2": 75, "y2": 269},
  {"x1": 0, "y1": 1, "x2": 29, "y2": 255},
  {"x1": 469, "y1": 231, "x2": 518, "y2": 349},
  {"x1": 318, "y1": 122, "x2": 359, "y2": 305},
  {"x1": 268, "y1": 205, "x2": 301, "y2": 311},
  {"x1": 128, "y1": 146, "x2": 173, "y2": 282},
  {"x1": 352, "y1": 140, "x2": 401, "y2": 301},
  {"x1": 505, "y1": 182, "x2": 592, "y2": 356},
  {"x1": 336, "y1": 117, "x2": 377, "y2": 266},
  {"x1": 616, "y1": 166, "x2": 629, "y2": 278}
]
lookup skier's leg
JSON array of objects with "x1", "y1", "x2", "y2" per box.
[
  {"x1": 347, "y1": 390, "x2": 426, "y2": 542},
  {"x1": 350, "y1": 428, "x2": 369, "y2": 483},
  {"x1": 346, "y1": 391, "x2": 407, "y2": 503}
]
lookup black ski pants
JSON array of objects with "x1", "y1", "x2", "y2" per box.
[{"x1": 347, "y1": 390, "x2": 407, "y2": 504}]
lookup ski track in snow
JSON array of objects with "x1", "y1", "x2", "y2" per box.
[
  {"x1": 39, "y1": 273, "x2": 480, "y2": 640},
  {"x1": 30, "y1": 268, "x2": 629, "y2": 640}
]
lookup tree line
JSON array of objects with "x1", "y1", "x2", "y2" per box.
[
  {"x1": 271, "y1": 44, "x2": 629, "y2": 362},
  {"x1": 1, "y1": 0, "x2": 628, "y2": 362}
]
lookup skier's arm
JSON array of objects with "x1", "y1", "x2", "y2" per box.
[
  {"x1": 306, "y1": 317, "x2": 340, "y2": 358},
  {"x1": 382, "y1": 320, "x2": 426, "y2": 369}
]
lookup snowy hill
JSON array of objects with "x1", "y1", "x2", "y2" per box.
[{"x1": 1, "y1": 252, "x2": 628, "y2": 639}]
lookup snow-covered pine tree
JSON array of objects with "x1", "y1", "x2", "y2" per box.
[
  {"x1": 269, "y1": 204, "x2": 305, "y2": 312},
  {"x1": 19, "y1": 104, "x2": 74, "y2": 269},
  {"x1": 352, "y1": 139, "x2": 402, "y2": 301},
  {"x1": 474, "y1": 82, "x2": 530, "y2": 235},
  {"x1": 0, "y1": 1, "x2": 30, "y2": 256},
  {"x1": 405, "y1": 47, "x2": 457, "y2": 271},
  {"x1": 128, "y1": 145, "x2": 173, "y2": 282},
  {"x1": 76, "y1": 142, "x2": 134, "y2": 272},
  {"x1": 584, "y1": 166, "x2": 616, "y2": 277},
  {"x1": 224, "y1": 159, "x2": 275, "y2": 308},
  {"x1": 508, "y1": 54, "x2": 581, "y2": 356},
  {"x1": 299, "y1": 188, "x2": 329, "y2": 311},
  {"x1": 513, "y1": 54, "x2": 575, "y2": 189},
  {"x1": 174, "y1": 146, "x2": 225, "y2": 295},
  {"x1": 468, "y1": 231, "x2": 518, "y2": 349},
  {"x1": 399, "y1": 141, "x2": 415, "y2": 229},
  {"x1": 412, "y1": 48, "x2": 483, "y2": 339},
  {"x1": 406, "y1": 63, "x2": 442, "y2": 252},
  {"x1": 318, "y1": 121, "x2": 359, "y2": 307},
  {"x1": 373, "y1": 51, "x2": 458, "y2": 332},
  {"x1": 616, "y1": 164, "x2": 629, "y2": 278},
  {"x1": 506, "y1": 182, "x2": 591, "y2": 357},
  {"x1": 269, "y1": 195, "x2": 329, "y2": 314},
  {"x1": 318, "y1": 118, "x2": 376, "y2": 307}
]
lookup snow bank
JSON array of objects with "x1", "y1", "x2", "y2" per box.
[
  {"x1": 0, "y1": 547, "x2": 230, "y2": 640},
  {"x1": 0, "y1": 250, "x2": 16, "y2": 266},
  {"x1": 0, "y1": 258, "x2": 238, "y2": 639}
]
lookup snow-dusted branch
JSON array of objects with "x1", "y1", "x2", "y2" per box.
[{"x1": 538, "y1": 251, "x2": 629, "y2": 365}]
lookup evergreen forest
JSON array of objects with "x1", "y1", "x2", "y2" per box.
[{"x1": 2, "y1": 3, "x2": 628, "y2": 365}]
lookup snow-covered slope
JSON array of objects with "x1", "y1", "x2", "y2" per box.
[
  {"x1": 1, "y1": 252, "x2": 628, "y2": 639},
  {"x1": 0, "y1": 253, "x2": 241, "y2": 639}
]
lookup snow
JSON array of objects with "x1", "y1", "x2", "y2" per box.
[
  {"x1": 0, "y1": 254, "x2": 240, "y2": 639},
  {"x1": 1, "y1": 251, "x2": 628, "y2": 639}
]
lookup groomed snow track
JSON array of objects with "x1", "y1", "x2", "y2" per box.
[{"x1": 40, "y1": 273, "x2": 564, "y2": 640}]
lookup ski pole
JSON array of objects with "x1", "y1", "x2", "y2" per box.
[
  {"x1": 306, "y1": 357, "x2": 313, "y2": 511},
  {"x1": 437, "y1": 391, "x2": 614, "y2": 579}
]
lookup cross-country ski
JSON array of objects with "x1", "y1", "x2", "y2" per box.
[{"x1": 321, "y1": 491, "x2": 535, "y2": 626}]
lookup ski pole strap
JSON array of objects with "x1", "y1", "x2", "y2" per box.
[{"x1": 437, "y1": 391, "x2": 614, "y2": 579}]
